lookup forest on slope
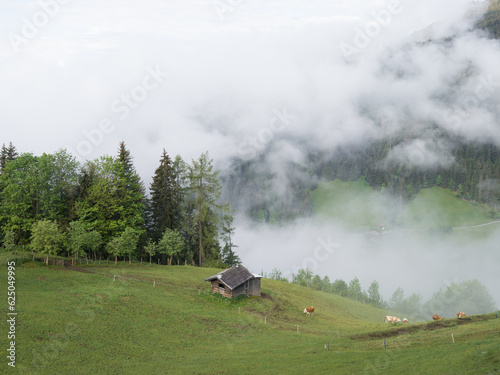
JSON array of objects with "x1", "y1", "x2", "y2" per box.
[{"x1": 222, "y1": 136, "x2": 500, "y2": 224}]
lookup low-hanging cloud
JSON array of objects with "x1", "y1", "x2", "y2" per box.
[
  {"x1": 382, "y1": 137, "x2": 456, "y2": 169},
  {"x1": 234, "y1": 213, "x2": 500, "y2": 310}
]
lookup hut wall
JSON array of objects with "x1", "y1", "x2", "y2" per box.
[
  {"x1": 248, "y1": 278, "x2": 261, "y2": 296},
  {"x1": 210, "y1": 278, "x2": 261, "y2": 298},
  {"x1": 231, "y1": 284, "x2": 246, "y2": 298},
  {"x1": 211, "y1": 280, "x2": 232, "y2": 298}
]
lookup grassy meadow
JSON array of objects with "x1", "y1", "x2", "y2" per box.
[
  {"x1": 310, "y1": 178, "x2": 390, "y2": 231},
  {"x1": 310, "y1": 179, "x2": 500, "y2": 235},
  {"x1": 1, "y1": 257, "x2": 499, "y2": 374}
]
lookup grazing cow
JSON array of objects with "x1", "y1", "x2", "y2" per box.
[
  {"x1": 432, "y1": 314, "x2": 443, "y2": 320},
  {"x1": 384, "y1": 315, "x2": 401, "y2": 323},
  {"x1": 403, "y1": 318, "x2": 408, "y2": 324},
  {"x1": 304, "y1": 306, "x2": 315, "y2": 316},
  {"x1": 457, "y1": 312, "x2": 466, "y2": 318}
]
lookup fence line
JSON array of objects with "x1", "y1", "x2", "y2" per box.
[
  {"x1": 26, "y1": 261, "x2": 499, "y2": 345},
  {"x1": 243, "y1": 310, "x2": 341, "y2": 334},
  {"x1": 63, "y1": 264, "x2": 347, "y2": 335},
  {"x1": 68, "y1": 265, "x2": 499, "y2": 344}
]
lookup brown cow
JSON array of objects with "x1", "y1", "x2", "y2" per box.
[
  {"x1": 304, "y1": 306, "x2": 315, "y2": 316},
  {"x1": 384, "y1": 315, "x2": 401, "y2": 323},
  {"x1": 432, "y1": 314, "x2": 443, "y2": 320},
  {"x1": 403, "y1": 318, "x2": 409, "y2": 324},
  {"x1": 457, "y1": 312, "x2": 466, "y2": 318}
]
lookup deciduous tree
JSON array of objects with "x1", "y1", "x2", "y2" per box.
[
  {"x1": 31, "y1": 219, "x2": 64, "y2": 265},
  {"x1": 367, "y1": 280, "x2": 382, "y2": 307},
  {"x1": 158, "y1": 228, "x2": 185, "y2": 265},
  {"x1": 144, "y1": 239, "x2": 157, "y2": 265},
  {"x1": 348, "y1": 276, "x2": 363, "y2": 301}
]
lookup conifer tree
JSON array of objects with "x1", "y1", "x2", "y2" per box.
[
  {"x1": 0, "y1": 142, "x2": 17, "y2": 173},
  {"x1": 115, "y1": 142, "x2": 146, "y2": 231},
  {"x1": 221, "y1": 208, "x2": 240, "y2": 266},
  {"x1": 0, "y1": 144, "x2": 7, "y2": 173},
  {"x1": 7, "y1": 142, "x2": 18, "y2": 161},
  {"x1": 149, "y1": 149, "x2": 181, "y2": 241},
  {"x1": 188, "y1": 152, "x2": 224, "y2": 267}
]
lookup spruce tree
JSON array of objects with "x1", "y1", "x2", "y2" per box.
[
  {"x1": 115, "y1": 142, "x2": 146, "y2": 231},
  {"x1": 117, "y1": 141, "x2": 134, "y2": 176},
  {"x1": 149, "y1": 149, "x2": 181, "y2": 241},
  {"x1": 7, "y1": 142, "x2": 18, "y2": 161},
  {"x1": 221, "y1": 208, "x2": 240, "y2": 266},
  {"x1": 0, "y1": 144, "x2": 7, "y2": 172},
  {"x1": 0, "y1": 142, "x2": 17, "y2": 173}
]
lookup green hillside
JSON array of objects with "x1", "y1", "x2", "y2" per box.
[
  {"x1": 310, "y1": 179, "x2": 499, "y2": 232},
  {"x1": 2, "y1": 261, "x2": 499, "y2": 374},
  {"x1": 403, "y1": 187, "x2": 496, "y2": 228},
  {"x1": 310, "y1": 178, "x2": 391, "y2": 231}
]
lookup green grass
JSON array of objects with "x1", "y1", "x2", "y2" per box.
[
  {"x1": 310, "y1": 177, "x2": 391, "y2": 231},
  {"x1": 310, "y1": 179, "x2": 499, "y2": 234},
  {"x1": 1, "y1": 261, "x2": 499, "y2": 374},
  {"x1": 403, "y1": 187, "x2": 496, "y2": 228}
]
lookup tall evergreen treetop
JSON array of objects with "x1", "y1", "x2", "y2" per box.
[
  {"x1": 115, "y1": 142, "x2": 146, "y2": 230},
  {"x1": 188, "y1": 151, "x2": 226, "y2": 267},
  {"x1": 117, "y1": 141, "x2": 135, "y2": 176},
  {"x1": 149, "y1": 149, "x2": 181, "y2": 241},
  {"x1": 0, "y1": 142, "x2": 18, "y2": 173}
]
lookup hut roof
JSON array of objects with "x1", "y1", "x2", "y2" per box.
[{"x1": 204, "y1": 265, "x2": 261, "y2": 290}]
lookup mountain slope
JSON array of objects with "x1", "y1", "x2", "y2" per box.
[
  {"x1": 310, "y1": 179, "x2": 499, "y2": 231},
  {"x1": 5, "y1": 262, "x2": 500, "y2": 374}
]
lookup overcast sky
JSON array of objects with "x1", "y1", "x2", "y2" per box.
[
  {"x1": 1, "y1": 0, "x2": 496, "y2": 173},
  {"x1": 1, "y1": 0, "x2": 499, "y2": 308}
]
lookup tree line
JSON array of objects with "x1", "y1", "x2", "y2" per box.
[
  {"x1": 265, "y1": 268, "x2": 384, "y2": 308},
  {"x1": 0, "y1": 142, "x2": 240, "y2": 267},
  {"x1": 265, "y1": 267, "x2": 497, "y2": 319}
]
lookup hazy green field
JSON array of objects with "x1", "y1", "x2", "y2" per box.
[
  {"x1": 1, "y1": 260, "x2": 499, "y2": 374},
  {"x1": 310, "y1": 178, "x2": 391, "y2": 231},
  {"x1": 310, "y1": 179, "x2": 499, "y2": 234},
  {"x1": 403, "y1": 187, "x2": 497, "y2": 228}
]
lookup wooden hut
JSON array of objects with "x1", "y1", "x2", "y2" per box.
[{"x1": 204, "y1": 265, "x2": 262, "y2": 298}]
